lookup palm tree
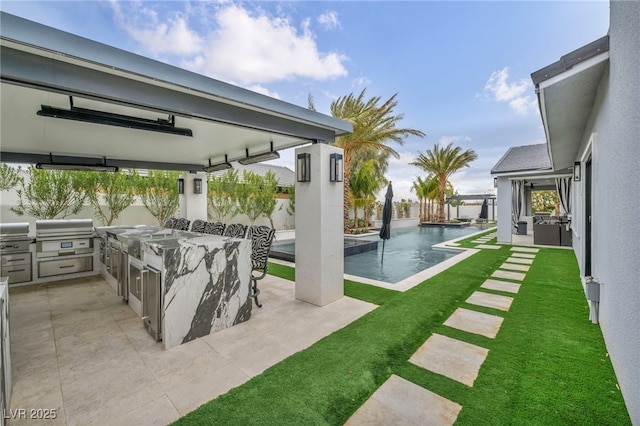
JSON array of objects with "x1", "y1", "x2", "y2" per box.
[
  {"x1": 350, "y1": 158, "x2": 388, "y2": 228},
  {"x1": 331, "y1": 88, "x2": 425, "y2": 232},
  {"x1": 410, "y1": 143, "x2": 477, "y2": 222}
]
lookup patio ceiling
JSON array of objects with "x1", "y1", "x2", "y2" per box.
[
  {"x1": 532, "y1": 36, "x2": 609, "y2": 172},
  {"x1": 0, "y1": 13, "x2": 352, "y2": 172}
]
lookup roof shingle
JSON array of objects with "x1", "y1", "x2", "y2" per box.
[{"x1": 491, "y1": 144, "x2": 551, "y2": 174}]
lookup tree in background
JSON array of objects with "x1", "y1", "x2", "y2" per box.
[
  {"x1": 284, "y1": 184, "x2": 295, "y2": 216},
  {"x1": 136, "y1": 170, "x2": 181, "y2": 225},
  {"x1": 410, "y1": 142, "x2": 477, "y2": 222},
  {"x1": 236, "y1": 170, "x2": 278, "y2": 227},
  {"x1": 0, "y1": 163, "x2": 22, "y2": 191},
  {"x1": 11, "y1": 166, "x2": 85, "y2": 219},
  {"x1": 349, "y1": 157, "x2": 387, "y2": 228},
  {"x1": 75, "y1": 170, "x2": 137, "y2": 225},
  {"x1": 328, "y1": 89, "x2": 426, "y2": 232},
  {"x1": 207, "y1": 169, "x2": 240, "y2": 222}
]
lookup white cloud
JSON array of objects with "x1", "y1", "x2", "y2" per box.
[
  {"x1": 484, "y1": 67, "x2": 537, "y2": 115},
  {"x1": 193, "y1": 5, "x2": 347, "y2": 85},
  {"x1": 244, "y1": 84, "x2": 281, "y2": 99},
  {"x1": 110, "y1": 2, "x2": 203, "y2": 56},
  {"x1": 352, "y1": 74, "x2": 372, "y2": 88},
  {"x1": 437, "y1": 135, "x2": 472, "y2": 146},
  {"x1": 110, "y1": 2, "x2": 347, "y2": 87},
  {"x1": 317, "y1": 10, "x2": 340, "y2": 30}
]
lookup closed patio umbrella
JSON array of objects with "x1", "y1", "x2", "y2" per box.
[
  {"x1": 379, "y1": 182, "x2": 393, "y2": 261},
  {"x1": 479, "y1": 199, "x2": 488, "y2": 220}
]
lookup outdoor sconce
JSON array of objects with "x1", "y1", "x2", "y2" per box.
[
  {"x1": 193, "y1": 178, "x2": 202, "y2": 194},
  {"x1": 573, "y1": 161, "x2": 581, "y2": 182},
  {"x1": 297, "y1": 153, "x2": 311, "y2": 182},
  {"x1": 493, "y1": 177, "x2": 497, "y2": 188},
  {"x1": 177, "y1": 178, "x2": 184, "y2": 194},
  {"x1": 329, "y1": 153, "x2": 343, "y2": 182}
]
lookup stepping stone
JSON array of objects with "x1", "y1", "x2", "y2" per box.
[
  {"x1": 466, "y1": 291, "x2": 514, "y2": 311},
  {"x1": 506, "y1": 257, "x2": 533, "y2": 265},
  {"x1": 409, "y1": 333, "x2": 489, "y2": 387},
  {"x1": 511, "y1": 246, "x2": 539, "y2": 253},
  {"x1": 476, "y1": 244, "x2": 500, "y2": 250},
  {"x1": 444, "y1": 307, "x2": 504, "y2": 338},
  {"x1": 492, "y1": 270, "x2": 526, "y2": 281},
  {"x1": 500, "y1": 263, "x2": 530, "y2": 272},
  {"x1": 345, "y1": 374, "x2": 462, "y2": 426},
  {"x1": 481, "y1": 279, "x2": 521, "y2": 294},
  {"x1": 511, "y1": 252, "x2": 536, "y2": 259}
]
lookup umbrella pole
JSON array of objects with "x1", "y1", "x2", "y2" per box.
[{"x1": 381, "y1": 240, "x2": 385, "y2": 262}]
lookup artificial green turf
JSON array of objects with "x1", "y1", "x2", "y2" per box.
[{"x1": 174, "y1": 246, "x2": 630, "y2": 425}]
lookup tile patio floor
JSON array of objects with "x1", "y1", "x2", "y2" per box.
[{"x1": 7, "y1": 275, "x2": 376, "y2": 425}]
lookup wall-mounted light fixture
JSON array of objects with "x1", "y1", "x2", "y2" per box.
[
  {"x1": 573, "y1": 161, "x2": 581, "y2": 182},
  {"x1": 194, "y1": 178, "x2": 202, "y2": 194},
  {"x1": 493, "y1": 177, "x2": 497, "y2": 188},
  {"x1": 297, "y1": 153, "x2": 311, "y2": 182},
  {"x1": 178, "y1": 178, "x2": 184, "y2": 194},
  {"x1": 329, "y1": 153, "x2": 343, "y2": 182}
]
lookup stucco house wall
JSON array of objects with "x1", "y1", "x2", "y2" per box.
[{"x1": 586, "y1": 2, "x2": 639, "y2": 422}]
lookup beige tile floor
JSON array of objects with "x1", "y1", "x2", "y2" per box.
[{"x1": 8, "y1": 275, "x2": 376, "y2": 425}]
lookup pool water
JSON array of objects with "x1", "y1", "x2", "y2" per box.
[
  {"x1": 345, "y1": 226, "x2": 478, "y2": 283},
  {"x1": 272, "y1": 226, "x2": 479, "y2": 283}
]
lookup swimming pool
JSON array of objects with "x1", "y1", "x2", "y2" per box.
[{"x1": 271, "y1": 225, "x2": 480, "y2": 283}]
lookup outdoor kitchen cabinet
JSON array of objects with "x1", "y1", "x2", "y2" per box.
[
  {"x1": 0, "y1": 278, "x2": 12, "y2": 423},
  {"x1": 142, "y1": 234, "x2": 253, "y2": 349}
]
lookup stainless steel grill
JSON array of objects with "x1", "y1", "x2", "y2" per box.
[
  {"x1": 35, "y1": 219, "x2": 95, "y2": 278},
  {"x1": 0, "y1": 222, "x2": 33, "y2": 284}
]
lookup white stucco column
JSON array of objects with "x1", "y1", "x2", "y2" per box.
[
  {"x1": 179, "y1": 173, "x2": 208, "y2": 222},
  {"x1": 496, "y1": 176, "x2": 512, "y2": 244},
  {"x1": 295, "y1": 143, "x2": 344, "y2": 306}
]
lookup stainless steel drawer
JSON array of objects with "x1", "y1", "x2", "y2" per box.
[
  {"x1": 38, "y1": 256, "x2": 93, "y2": 278},
  {"x1": 0, "y1": 253, "x2": 31, "y2": 266},
  {"x1": 0, "y1": 264, "x2": 32, "y2": 284}
]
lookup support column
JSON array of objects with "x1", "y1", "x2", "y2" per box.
[
  {"x1": 496, "y1": 177, "x2": 512, "y2": 244},
  {"x1": 295, "y1": 143, "x2": 344, "y2": 306},
  {"x1": 179, "y1": 173, "x2": 208, "y2": 222}
]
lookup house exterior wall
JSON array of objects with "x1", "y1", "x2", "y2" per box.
[{"x1": 570, "y1": 2, "x2": 640, "y2": 422}]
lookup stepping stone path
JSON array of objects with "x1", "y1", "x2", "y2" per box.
[
  {"x1": 492, "y1": 269, "x2": 526, "y2": 281},
  {"x1": 345, "y1": 375, "x2": 462, "y2": 426},
  {"x1": 409, "y1": 333, "x2": 489, "y2": 387},
  {"x1": 500, "y1": 262, "x2": 530, "y2": 272},
  {"x1": 481, "y1": 279, "x2": 520, "y2": 294},
  {"x1": 466, "y1": 291, "x2": 514, "y2": 311},
  {"x1": 346, "y1": 244, "x2": 538, "y2": 424},
  {"x1": 444, "y1": 307, "x2": 504, "y2": 338}
]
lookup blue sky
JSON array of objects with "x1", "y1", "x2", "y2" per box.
[{"x1": 1, "y1": 1, "x2": 610, "y2": 200}]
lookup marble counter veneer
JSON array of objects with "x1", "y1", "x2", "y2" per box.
[{"x1": 143, "y1": 234, "x2": 252, "y2": 350}]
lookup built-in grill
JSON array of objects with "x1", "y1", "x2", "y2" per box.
[
  {"x1": 35, "y1": 219, "x2": 95, "y2": 278},
  {"x1": 0, "y1": 222, "x2": 33, "y2": 284}
]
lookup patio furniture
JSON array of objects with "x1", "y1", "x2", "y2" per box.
[
  {"x1": 164, "y1": 218, "x2": 177, "y2": 228},
  {"x1": 190, "y1": 219, "x2": 206, "y2": 233},
  {"x1": 246, "y1": 225, "x2": 276, "y2": 308},
  {"x1": 174, "y1": 218, "x2": 191, "y2": 231},
  {"x1": 223, "y1": 223, "x2": 247, "y2": 238},
  {"x1": 204, "y1": 221, "x2": 226, "y2": 236}
]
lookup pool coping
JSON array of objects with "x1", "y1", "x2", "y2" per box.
[{"x1": 269, "y1": 227, "x2": 497, "y2": 292}]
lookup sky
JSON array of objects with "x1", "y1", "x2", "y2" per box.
[{"x1": 1, "y1": 1, "x2": 610, "y2": 201}]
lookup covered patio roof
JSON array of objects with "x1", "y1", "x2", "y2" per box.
[
  {"x1": 531, "y1": 36, "x2": 609, "y2": 172},
  {"x1": 0, "y1": 12, "x2": 352, "y2": 172}
]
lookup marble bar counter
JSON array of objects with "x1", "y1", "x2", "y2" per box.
[{"x1": 143, "y1": 232, "x2": 252, "y2": 350}]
